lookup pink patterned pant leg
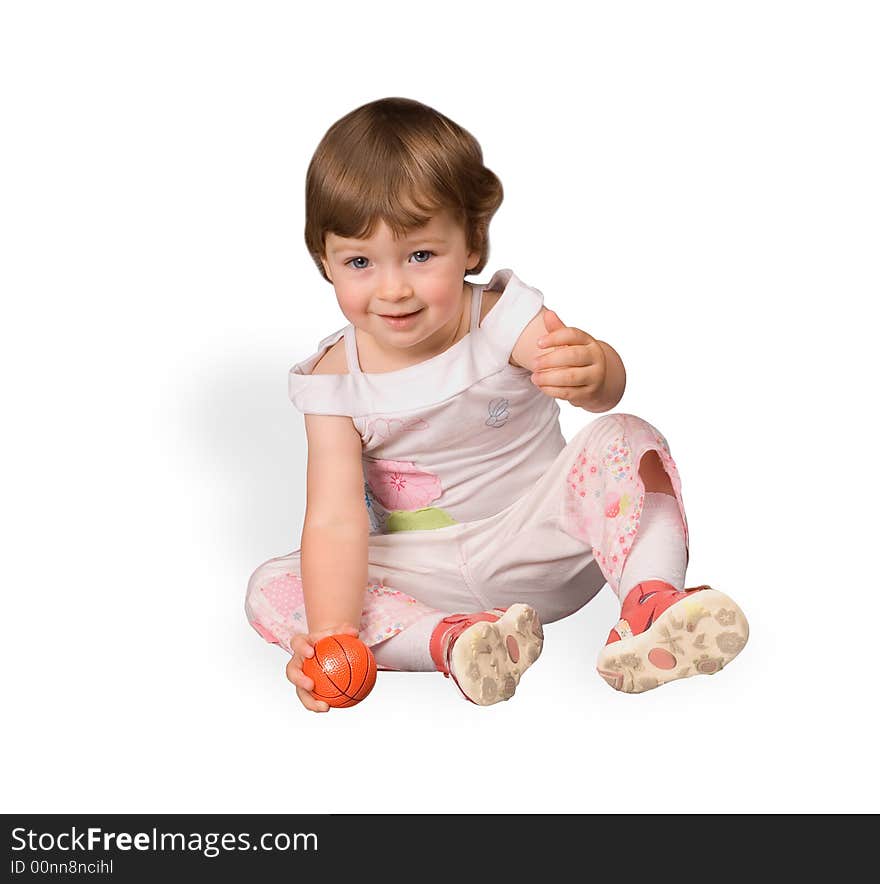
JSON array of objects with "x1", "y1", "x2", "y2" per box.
[
  {"x1": 244, "y1": 548, "x2": 438, "y2": 655},
  {"x1": 559, "y1": 413, "x2": 690, "y2": 598}
]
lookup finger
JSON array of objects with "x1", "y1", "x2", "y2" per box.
[
  {"x1": 541, "y1": 309, "x2": 566, "y2": 335},
  {"x1": 537, "y1": 326, "x2": 596, "y2": 350},
  {"x1": 533, "y1": 344, "x2": 597, "y2": 371},
  {"x1": 296, "y1": 685, "x2": 329, "y2": 713},
  {"x1": 291, "y1": 636, "x2": 315, "y2": 659},
  {"x1": 285, "y1": 658, "x2": 315, "y2": 692},
  {"x1": 532, "y1": 366, "x2": 599, "y2": 389}
]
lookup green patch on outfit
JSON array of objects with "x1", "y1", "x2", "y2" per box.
[{"x1": 385, "y1": 506, "x2": 458, "y2": 532}]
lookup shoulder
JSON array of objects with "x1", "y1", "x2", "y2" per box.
[
  {"x1": 290, "y1": 335, "x2": 358, "y2": 424},
  {"x1": 480, "y1": 290, "x2": 527, "y2": 364},
  {"x1": 309, "y1": 337, "x2": 349, "y2": 375},
  {"x1": 508, "y1": 307, "x2": 549, "y2": 369},
  {"x1": 487, "y1": 283, "x2": 549, "y2": 370},
  {"x1": 476, "y1": 273, "x2": 548, "y2": 369}
]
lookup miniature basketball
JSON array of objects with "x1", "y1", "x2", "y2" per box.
[{"x1": 302, "y1": 634, "x2": 377, "y2": 708}]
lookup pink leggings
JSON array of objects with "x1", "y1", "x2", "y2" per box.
[{"x1": 245, "y1": 413, "x2": 689, "y2": 656}]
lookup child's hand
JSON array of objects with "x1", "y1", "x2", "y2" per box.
[
  {"x1": 286, "y1": 624, "x2": 361, "y2": 713},
  {"x1": 531, "y1": 310, "x2": 608, "y2": 408}
]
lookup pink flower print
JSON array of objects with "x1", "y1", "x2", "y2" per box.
[
  {"x1": 363, "y1": 458, "x2": 442, "y2": 511},
  {"x1": 486, "y1": 398, "x2": 511, "y2": 428},
  {"x1": 261, "y1": 573, "x2": 305, "y2": 619},
  {"x1": 605, "y1": 493, "x2": 621, "y2": 519},
  {"x1": 365, "y1": 416, "x2": 429, "y2": 441},
  {"x1": 603, "y1": 438, "x2": 632, "y2": 481}
]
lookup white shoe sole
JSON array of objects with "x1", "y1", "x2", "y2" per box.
[
  {"x1": 449, "y1": 604, "x2": 544, "y2": 706},
  {"x1": 596, "y1": 588, "x2": 749, "y2": 693}
]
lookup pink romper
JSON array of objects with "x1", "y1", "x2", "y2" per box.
[{"x1": 245, "y1": 269, "x2": 690, "y2": 655}]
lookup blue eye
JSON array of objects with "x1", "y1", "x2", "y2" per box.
[{"x1": 345, "y1": 251, "x2": 433, "y2": 269}]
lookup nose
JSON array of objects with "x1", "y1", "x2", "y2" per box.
[{"x1": 377, "y1": 267, "x2": 414, "y2": 304}]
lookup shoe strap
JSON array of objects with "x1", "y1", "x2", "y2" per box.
[
  {"x1": 429, "y1": 609, "x2": 505, "y2": 678},
  {"x1": 612, "y1": 583, "x2": 713, "y2": 643},
  {"x1": 613, "y1": 619, "x2": 634, "y2": 639}
]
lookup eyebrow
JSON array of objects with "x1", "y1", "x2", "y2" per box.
[{"x1": 330, "y1": 236, "x2": 449, "y2": 254}]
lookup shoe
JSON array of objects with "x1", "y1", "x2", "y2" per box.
[
  {"x1": 429, "y1": 604, "x2": 544, "y2": 706},
  {"x1": 597, "y1": 579, "x2": 749, "y2": 693}
]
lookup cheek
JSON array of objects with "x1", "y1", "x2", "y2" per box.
[
  {"x1": 335, "y1": 286, "x2": 368, "y2": 316},
  {"x1": 421, "y1": 280, "x2": 462, "y2": 314}
]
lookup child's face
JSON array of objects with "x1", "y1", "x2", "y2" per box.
[{"x1": 321, "y1": 208, "x2": 480, "y2": 352}]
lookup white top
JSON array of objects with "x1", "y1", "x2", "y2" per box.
[{"x1": 288, "y1": 268, "x2": 566, "y2": 532}]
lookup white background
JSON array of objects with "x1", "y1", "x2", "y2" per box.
[{"x1": 2, "y1": 1, "x2": 877, "y2": 813}]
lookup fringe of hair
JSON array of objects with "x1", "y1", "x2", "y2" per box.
[{"x1": 305, "y1": 97, "x2": 503, "y2": 282}]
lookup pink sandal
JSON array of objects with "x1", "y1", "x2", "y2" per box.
[
  {"x1": 597, "y1": 580, "x2": 749, "y2": 693},
  {"x1": 429, "y1": 604, "x2": 544, "y2": 705}
]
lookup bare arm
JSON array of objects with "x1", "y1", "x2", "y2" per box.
[
  {"x1": 300, "y1": 412, "x2": 369, "y2": 634},
  {"x1": 511, "y1": 307, "x2": 626, "y2": 413}
]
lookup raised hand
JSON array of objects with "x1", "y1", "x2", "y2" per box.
[{"x1": 531, "y1": 310, "x2": 609, "y2": 408}]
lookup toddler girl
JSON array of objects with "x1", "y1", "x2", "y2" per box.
[{"x1": 245, "y1": 97, "x2": 749, "y2": 711}]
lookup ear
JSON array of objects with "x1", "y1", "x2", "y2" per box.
[
  {"x1": 466, "y1": 247, "x2": 480, "y2": 272},
  {"x1": 320, "y1": 256, "x2": 333, "y2": 282}
]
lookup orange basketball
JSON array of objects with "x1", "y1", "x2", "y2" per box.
[{"x1": 302, "y1": 634, "x2": 377, "y2": 708}]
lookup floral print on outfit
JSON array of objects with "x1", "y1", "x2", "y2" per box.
[
  {"x1": 248, "y1": 270, "x2": 692, "y2": 658},
  {"x1": 363, "y1": 458, "x2": 443, "y2": 511},
  {"x1": 560, "y1": 413, "x2": 689, "y2": 595}
]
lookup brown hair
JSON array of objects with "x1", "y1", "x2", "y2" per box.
[{"x1": 305, "y1": 97, "x2": 503, "y2": 282}]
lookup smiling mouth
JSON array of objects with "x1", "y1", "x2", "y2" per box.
[{"x1": 379, "y1": 309, "x2": 423, "y2": 318}]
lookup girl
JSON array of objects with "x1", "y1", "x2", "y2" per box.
[{"x1": 245, "y1": 97, "x2": 749, "y2": 711}]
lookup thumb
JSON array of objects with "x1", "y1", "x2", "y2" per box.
[{"x1": 542, "y1": 309, "x2": 566, "y2": 333}]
